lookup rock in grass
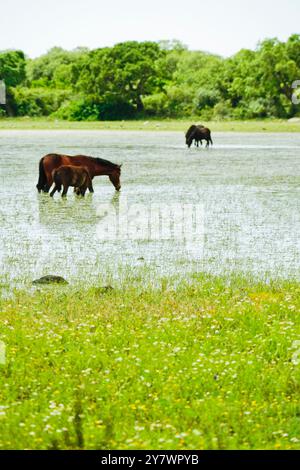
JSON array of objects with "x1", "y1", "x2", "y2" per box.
[{"x1": 32, "y1": 275, "x2": 68, "y2": 285}]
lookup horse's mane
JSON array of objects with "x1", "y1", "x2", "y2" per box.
[
  {"x1": 94, "y1": 157, "x2": 120, "y2": 168},
  {"x1": 77, "y1": 155, "x2": 120, "y2": 169}
]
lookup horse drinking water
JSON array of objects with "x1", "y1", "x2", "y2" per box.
[
  {"x1": 185, "y1": 125, "x2": 213, "y2": 148},
  {"x1": 36, "y1": 153, "x2": 122, "y2": 193}
]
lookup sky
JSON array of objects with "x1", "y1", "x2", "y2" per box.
[{"x1": 0, "y1": 0, "x2": 299, "y2": 58}]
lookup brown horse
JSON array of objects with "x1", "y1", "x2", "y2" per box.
[
  {"x1": 50, "y1": 165, "x2": 93, "y2": 197},
  {"x1": 185, "y1": 125, "x2": 213, "y2": 148},
  {"x1": 37, "y1": 153, "x2": 122, "y2": 193}
]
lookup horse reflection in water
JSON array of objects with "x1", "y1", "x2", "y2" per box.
[{"x1": 37, "y1": 191, "x2": 120, "y2": 235}]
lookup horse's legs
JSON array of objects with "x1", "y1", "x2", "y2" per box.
[
  {"x1": 62, "y1": 185, "x2": 68, "y2": 197},
  {"x1": 88, "y1": 177, "x2": 94, "y2": 193},
  {"x1": 50, "y1": 186, "x2": 57, "y2": 197},
  {"x1": 43, "y1": 179, "x2": 53, "y2": 192}
]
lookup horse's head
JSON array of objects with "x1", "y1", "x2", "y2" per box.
[
  {"x1": 109, "y1": 164, "x2": 122, "y2": 191},
  {"x1": 186, "y1": 135, "x2": 193, "y2": 148},
  {"x1": 185, "y1": 125, "x2": 197, "y2": 148}
]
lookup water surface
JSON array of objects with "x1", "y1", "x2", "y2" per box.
[{"x1": 1, "y1": 130, "x2": 299, "y2": 286}]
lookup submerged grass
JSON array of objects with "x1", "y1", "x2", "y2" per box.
[
  {"x1": 0, "y1": 273, "x2": 300, "y2": 450},
  {"x1": 0, "y1": 117, "x2": 300, "y2": 132}
]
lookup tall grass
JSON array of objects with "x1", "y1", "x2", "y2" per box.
[{"x1": 0, "y1": 274, "x2": 300, "y2": 449}]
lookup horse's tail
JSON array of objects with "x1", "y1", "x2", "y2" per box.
[
  {"x1": 36, "y1": 157, "x2": 47, "y2": 191},
  {"x1": 53, "y1": 170, "x2": 62, "y2": 192},
  {"x1": 210, "y1": 135, "x2": 213, "y2": 146}
]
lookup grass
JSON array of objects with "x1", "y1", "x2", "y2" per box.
[
  {"x1": 1, "y1": 273, "x2": 300, "y2": 450},
  {"x1": 0, "y1": 117, "x2": 300, "y2": 132}
]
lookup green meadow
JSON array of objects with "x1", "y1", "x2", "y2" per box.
[
  {"x1": 1, "y1": 274, "x2": 300, "y2": 450},
  {"x1": 0, "y1": 117, "x2": 300, "y2": 132}
]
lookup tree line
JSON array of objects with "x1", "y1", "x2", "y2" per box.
[{"x1": 0, "y1": 36, "x2": 300, "y2": 120}]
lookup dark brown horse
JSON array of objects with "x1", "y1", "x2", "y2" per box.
[
  {"x1": 37, "y1": 153, "x2": 122, "y2": 193},
  {"x1": 185, "y1": 125, "x2": 213, "y2": 148},
  {"x1": 50, "y1": 165, "x2": 93, "y2": 197}
]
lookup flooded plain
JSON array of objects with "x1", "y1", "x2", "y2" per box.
[{"x1": 0, "y1": 130, "x2": 300, "y2": 287}]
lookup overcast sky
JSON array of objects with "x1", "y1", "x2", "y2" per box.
[{"x1": 0, "y1": 0, "x2": 299, "y2": 58}]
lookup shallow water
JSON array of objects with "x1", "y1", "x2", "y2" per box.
[{"x1": 0, "y1": 130, "x2": 300, "y2": 286}]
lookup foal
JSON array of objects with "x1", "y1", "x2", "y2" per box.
[{"x1": 50, "y1": 165, "x2": 94, "y2": 197}]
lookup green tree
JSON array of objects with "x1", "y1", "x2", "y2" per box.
[
  {"x1": 27, "y1": 47, "x2": 88, "y2": 88},
  {"x1": 2, "y1": 36, "x2": 300, "y2": 120},
  {"x1": 0, "y1": 50, "x2": 26, "y2": 87},
  {"x1": 256, "y1": 38, "x2": 300, "y2": 117},
  {"x1": 218, "y1": 36, "x2": 300, "y2": 118},
  {"x1": 0, "y1": 50, "x2": 26, "y2": 115},
  {"x1": 161, "y1": 49, "x2": 223, "y2": 116},
  {"x1": 78, "y1": 41, "x2": 166, "y2": 113}
]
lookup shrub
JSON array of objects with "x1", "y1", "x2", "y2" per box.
[
  {"x1": 97, "y1": 95, "x2": 135, "y2": 120},
  {"x1": 54, "y1": 95, "x2": 136, "y2": 121},
  {"x1": 246, "y1": 99, "x2": 268, "y2": 119},
  {"x1": 143, "y1": 93, "x2": 169, "y2": 116},
  {"x1": 213, "y1": 101, "x2": 233, "y2": 120},
  {"x1": 54, "y1": 98, "x2": 99, "y2": 121},
  {"x1": 193, "y1": 88, "x2": 220, "y2": 112},
  {"x1": 164, "y1": 86, "x2": 194, "y2": 117},
  {"x1": 11, "y1": 87, "x2": 71, "y2": 116}
]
